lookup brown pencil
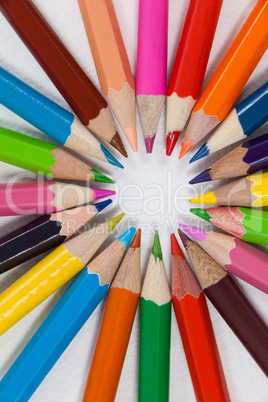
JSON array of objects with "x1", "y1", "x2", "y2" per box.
[{"x1": 0, "y1": 0, "x2": 127, "y2": 156}]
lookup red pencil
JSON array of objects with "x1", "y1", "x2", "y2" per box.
[
  {"x1": 171, "y1": 234, "x2": 230, "y2": 402},
  {"x1": 166, "y1": 0, "x2": 223, "y2": 156}
]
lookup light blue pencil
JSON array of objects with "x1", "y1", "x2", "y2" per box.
[{"x1": 0, "y1": 227, "x2": 135, "y2": 402}]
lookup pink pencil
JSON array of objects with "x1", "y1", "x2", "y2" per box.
[
  {"x1": 136, "y1": 0, "x2": 168, "y2": 153},
  {"x1": 0, "y1": 182, "x2": 115, "y2": 216},
  {"x1": 180, "y1": 224, "x2": 268, "y2": 294}
]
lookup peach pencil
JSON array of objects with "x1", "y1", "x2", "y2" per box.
[{"x1": 78, "y1": 0, "x2": 137, "y2": 152}]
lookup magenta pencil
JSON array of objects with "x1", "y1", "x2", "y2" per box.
[
  {"x1": 136, "y1": 0, "x2": 168, "y2": 153},
  {"x1": 180, "y1": 224, "x2": 268, "y2": 294},
  {"x1": 0, "y1": 182, "x2": 115, "y2": 216}
]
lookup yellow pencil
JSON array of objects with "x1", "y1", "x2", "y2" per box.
[
  {"x1": 0, "y1": 214, "x2": 124, "y2": 335},
  {"x1": 190, "y1": 171, "x2": 268, "y2": 207}
]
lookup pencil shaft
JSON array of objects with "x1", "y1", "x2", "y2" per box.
[
  {"x1": 0, "y1": 0, "x2": 118, "y2": 140},
  {"x1": 205, "y1": 275, "x2": 268, "y2": 376},
  {"x1": 173, "y1": 294, "x2": 230, "y2": 401},
  {"x1": 136, "y1": 0, "x2": 168, "y2": 151},
  {"x1": 83, "y1": 288, "x2": 140, "y2": 402},
  {"x1": 138, "y1": 298, "x2": 171, "y2": 402},
  {"x1": 166, "y1": 0, "x2": 222, "y2": 149}
]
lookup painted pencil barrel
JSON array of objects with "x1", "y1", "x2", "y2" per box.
[
  {"x1": 138, "y1": 299, "x2": 171, "y2": 402},
  {"x1": 0, "y1": 269, "x2": 108, "y2": 402},
  {"x1": 236, "y1": 81, "x2": 268, "y2": 137},
  {"x1": 173, "y1": 294, "x2": 230, "y2": 401},
  {"x1": 205, "y1": 275, "x2": 268, "y2": 376},
  {"x1": 225, "y1": 238, "x2": 268, "y2": 294},
  {"x1": 0, "y1": 182, "x2": 57, "y2": 216},
  {"x1": 0, "y1": 245, "x2": 84, "y2": 335},
  {"x1": 83, "y1": 288, "x2": 140, "y2": 402},
  {"x1": 0, "y1": 67, "x2": 75, "y2": 146},
  {"x1": 136, "y1": 0, "x2": 168, "y2": 95}
]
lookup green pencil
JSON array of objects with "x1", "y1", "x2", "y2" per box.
[
  {"x1": 138, "y1": 231, "x2": 171, "y2": 402},
  {"x1": 191, "y1": 206, "x2": 268, "y2": 245},
  {"x1": 0, "y1": 126, "x2": 114, "y2": 183}
]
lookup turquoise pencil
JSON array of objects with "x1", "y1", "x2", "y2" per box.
[{"x1": 0, "y1": 227, "x2": 135, "y2": 402}]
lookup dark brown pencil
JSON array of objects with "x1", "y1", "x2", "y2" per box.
[{"x1": 179, "y1": 229, "x2": 268, "y2": 376}]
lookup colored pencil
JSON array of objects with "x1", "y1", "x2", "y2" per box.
[
  {"x1": 180, "y1": 224, "x2": 268, "y2": 294},
  {"x1": 83, "y1": 229, "x2": 141, "y2": 402},
  {"x1": 191, "y1": 206, "x2": 268, "y2": 246},
  {"x1": 0, "y1": 200, "x2": 111, "y2": 275},
  {"x1": 0, "y1": 126, "x2": 114, "y2": 183},
  {"x1": 179, "y1": 0, "x2": 268, "y2": 159},
  {"x1": 190, "y1": 133, "x2": 268, "y2": 184},
  {"x1": 171, "y1": 234, "x2": 230, "y2": 402},
  {"x1": 191, "y1": 82, "x2": 268, "y2": 162},
  {"x1": 0, "y1": 67, "x2": 123, "y2": 167},
  {"x1": 190, "y1": 171, "x2": 268, "y2": 207},
  {"x1": 0, "y1": 181, "x2": 114, "y2": 216},
  {"x1": 166, "y1": 0, "x2": 223, "y2": 156},
  {"x1": 78, "y1": 0, "x2": 137, "y2": 152},
  {"x1": 179, "y1": 230, "x2": 268, "y2": 376},
  {"x1": 0, "y1": 0, "x2": 128, "y2": 157},
  {"x1": 0, "y1": 214, "x2": 124, "y2": 335},
  {"x1": 136, "y1": 0, "x2": 168, "y2": 153},
  {"x1": 138, "y1": 231, "x2": 171, "y2": 401},
  {"x1": 0, "y1": 226, "x2": 135, "y2": 402}
]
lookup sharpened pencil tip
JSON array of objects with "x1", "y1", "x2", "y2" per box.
[
  {"x1": 190, "y1": 191, "x2": 217, "y2": 205},
  {"x1": 152, "y1": 230, "x2": 162, "y2": 261},
  {"x1": 118, "y1": 227, "x2": 136, "y2": 248},
  {"x1": 131, "y1": 228, "x2": 141, "y2": 249},
  {"x1": 189, "y1": 169, "x2": 212, "y2": 185},
  {"x1": 190, "y1": 143, "x2": 209, "y2": 163},
  {"x1": 166, "y1": 131, "x2": 180, "y2": 156},
  {"x1": 106, "y1": 213, "x2": 125, "y2": 232},
  {"x1": 94, "y1": 199, "x2": 112, "y2": 213},
  {"x1": 190, "y1": 208, "x2": 211, "y2": 222},
  {"x1": 170, "y1": 234, "x2": 184, "y2": 258},
  {"x1": 178, "y1": 229, "x2": 192, "y2": 248},
  {"x1": 179, "y1": 141, "x2": 193, "y2": 159},
  {"x1": 145, "y1": 136, "x2": 155, "y2": 153},
  {"x1": 91, "y1": 168, "x2": 115, "y2": 184},
  {"x1": 100, "y1": 145, "x2": 124, "y2": 169},
  {"x1": 179, "y1": 224, "x2": 208, "y2": 242},
  {"x1": 110, "y1": 132, "x2": 128, "y2": 158},
  {"x1": 124, "y1": 127, "x2": 138, "y2": 152},
  {"x1": 92, "y1": 188, "x2": 116, "y2": 201}
]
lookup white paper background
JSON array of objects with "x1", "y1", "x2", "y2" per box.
[{"x1": 0, "y1": 0, "x2": 267, "y2": 401}]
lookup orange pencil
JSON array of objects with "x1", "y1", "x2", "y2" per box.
[
  {"x1": 180, "y1": 0, "x2": 268, "y2": 159},
  {"x1": 78, "y1": 0, "x2": 137, "y2": 151},
  {"x1": 83, "y1": 229, "x2": 141, "y2": 402},
  {"x1": 171, "y1": 234, "x2": 230, "y2": 402}
]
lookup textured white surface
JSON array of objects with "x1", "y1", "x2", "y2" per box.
[{"x1": 0, "y1": 0, "x2": 267, "y2": 401}]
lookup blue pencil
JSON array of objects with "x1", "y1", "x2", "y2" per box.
[
  {"x1": 0, "y1": 67, "x2": 123, "y2": 168},
  {"x1": 0, "y1": 227, "x2": 135, "y2": 402},
  {"x1": 190, "y1": 82, "x2": 268, "y2": 163}
]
